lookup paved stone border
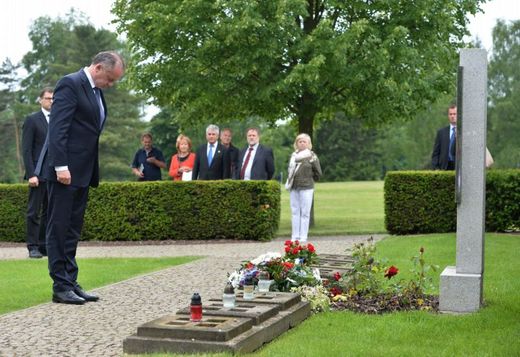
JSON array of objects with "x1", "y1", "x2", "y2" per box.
[{"x1": 0, "y1": 235, "x2": 384, "y2": 356}]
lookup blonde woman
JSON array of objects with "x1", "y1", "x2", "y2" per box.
[
  {"x1": 169, "y1": 134, "x2": 196, "y2": 181},
  {"x1": 285, "y1": 133, "x2": 322, "y2": 242}
]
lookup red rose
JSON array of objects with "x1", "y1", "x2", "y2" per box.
[
  {"x1": 284, "y1": 240, "x2": 292, "y2": 246},
  {"x1": 246, "y1": 262, "x2": 254, "y2": 270},
  {"x1": 285, "y1": 246, "x2": 291, "y2": 253},
  {"x1": 294, "y1": 240, "x2": 300, "y2": 245},
  {"x1": 283, "y1": 262, "x2": 294, "y2": 270},
  {"x1": 292, "y1": 248, "x2": 299, "y2": 255},
  {"x1": 333, "y1": 272, "x2": 341, "y2": 281},
  {"x1": 384, "y1": 265, "x2": 399, "y2": 279},
  {"x1": 307, "y1": 243, "x2": 315, "y2": 253},
  {"x1": 330, "y1": 286, "x2": 342, "y2": 296}
]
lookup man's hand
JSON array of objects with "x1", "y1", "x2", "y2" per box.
[
  {"x1": 28, "y1": 176, "x2": 39, "y2": 187},
  {"x1": 56, "y1": 170, "x2": 71, "y2": 185}
]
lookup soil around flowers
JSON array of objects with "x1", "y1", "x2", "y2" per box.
[{"x1": 331, "y1": 293, "x2": 439, "y2": 314}]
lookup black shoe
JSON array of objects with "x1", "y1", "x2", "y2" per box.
[
  {"x1": 29, "y1": 248, "x2": 43, "y2": 259},
  {"x1": 74, "y1": 286, "x2": 99, "y2": 302},
  {"x1": 39, "y1": 248, "x2": 47, "y2": 257},
  {"x1": 52, "y1": 290, "x2": 86, "y2": 305}
]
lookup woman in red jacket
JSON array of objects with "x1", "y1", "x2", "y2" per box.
[{"x1": 169, "y1": 134, "x2": 196, "y2": 181}]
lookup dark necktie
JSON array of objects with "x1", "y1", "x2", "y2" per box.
[
  {"x1": 449, "y1": 127, "x2": 456, "y2": 162},
  {"x1": 93, "y1": 87, "x2": 105, "y2": 128},
  {"x1": 208, "y1": 144, "x2": 214, "y2": 166},
  {"x1": 240, "y1": 147, "x2": 254, "y2": 179}
]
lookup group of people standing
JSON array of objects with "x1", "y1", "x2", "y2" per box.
[
  {"x1": 21, "y1": 50, "x2": 322, "y2": 305},
  {"x1": 130, "y1": 125, "x2": 276, "y2": 181},
  {"x1": 130, "y1": 125, "x2": 322, "y2": 243}
]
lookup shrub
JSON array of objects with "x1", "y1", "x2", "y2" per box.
[
  {"x1": 0, "y1": 180, "x2": 280, "y2": 242},
  {"x1": 385, "y1": 169, "x2": 520, "y2": 234}
]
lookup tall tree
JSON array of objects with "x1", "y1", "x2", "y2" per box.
[
  {"x1": 19, "y1": 12, "x2": 146, "y2": 181},
  {"x1": 488, "y1": 19, "x2": 520, "y2": 168},
  {"x1": 114, "y1": 0, "x2": 484, "y2": 139},
  {"x1": 0, "y1": 59, "x2": 26, "y2": 182}
]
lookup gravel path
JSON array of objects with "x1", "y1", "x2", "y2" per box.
[{"x1": 0, "y1": 235, "x2": 384, "y2": 357}]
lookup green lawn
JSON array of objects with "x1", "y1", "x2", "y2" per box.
[
  {"x1": 278, "y1": 181, "x2": 385, "y2": 236},
  {"x1": 0, "y1": 257, "x2": 199, "y2": 315}
]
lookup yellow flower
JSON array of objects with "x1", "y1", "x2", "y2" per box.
[
  {"x1": 332, "y1": 294, "x2": 347, "y2": 302},
  {"x1": 417, "y1": 298, "x2": 424, "y2": 306}
]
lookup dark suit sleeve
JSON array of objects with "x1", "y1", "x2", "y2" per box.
[
  {"x1": 192, "y1": 147, "x2": 200, "y2": 180},
  {"x1": 48, "y1": 77, "x2": 78, "y2": 167},
  {"x1": 22, "y1": 116, "x2": 36, "y2": 178},
  {"x1": 431, "y1": 129, "x2": 442, "y2": 170},
  {"x1": 266, "y1": 147, "x2": 275, "y2": 179},
  {"x1": 222, "y1": 147, "x2": 231, "y2": 179}
]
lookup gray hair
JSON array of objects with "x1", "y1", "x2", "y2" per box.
[
  {"x1": 206, "y1": 124, "x2": 220, "y2": 135},
  {"x1": 91, "y1": 51, "x2": 125, "y2": 70}
]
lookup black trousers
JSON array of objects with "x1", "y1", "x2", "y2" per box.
[
  {"x1": 26, "y1": 183, "x2": 48, "y2": 252},
  {"x1": 46, "y1": 181, "x2": 89, "y2": 293}
]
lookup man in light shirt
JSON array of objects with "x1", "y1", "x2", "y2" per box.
[{"x1": 238, "y1": 127, "x2": 275, "y2": 180}]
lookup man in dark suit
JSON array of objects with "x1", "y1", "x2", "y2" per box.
[
  {"x1": 220, "y1": 128, "x2": 240, "y2": 179},
  {"x1": 37, "y1": 51, "x2": 125, "y2": 305},
  {"x1": 22, "y1": 87, "x2": 53, "y2": 259},
  {"x1": 432, "y1": 104, "x2": 457, "y2": 170},
  {"x1": 238, "y1": 127, "x2": 275, "y2": 180},
  {"x1": 192, "y1": 124, "x2": 230, "y2": 180}
]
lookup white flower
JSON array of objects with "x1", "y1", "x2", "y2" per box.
[{"x1": 250, "y1": 252, "x2": 281, "y2": 265}]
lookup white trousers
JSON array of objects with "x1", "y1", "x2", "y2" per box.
[{"x1": 290, "y1": 189, "x2": 314, "y2": 242}]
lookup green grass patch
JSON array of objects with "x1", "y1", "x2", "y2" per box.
[
  {"x1": 0, "y1": 256, "x2": 199, "y2": 315},
  {"x1": 278, "y1": 181, "x2": 385, "y2": 236}
]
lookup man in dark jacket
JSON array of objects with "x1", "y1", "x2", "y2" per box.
[
  {"x1": 192, "y1": 124, "x2": 230, "y2": 180},
  {"x1": 37, "y1": 51, "x2": 125, "y2": 305},
  {"x1": 432, "y1": 104, "x2": 457, "y2": 170},
  {"x1": 22, "y1": 87, "x2": 53, "y2": 258},
  {"x1": 237, "y1": 127, "x2": 275, "y2": 180}
]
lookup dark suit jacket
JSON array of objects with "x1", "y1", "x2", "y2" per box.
[
  {"x1": 225, "y1": 143, "x2": 240, "y2": 179},
  {"x1": 238, "y1": 144, "x2": 275, "y2": 180},
  {"x1": 431, "y1": 126, "x2": 452, "y2": 170},
  {"x1": 22, "y1": 111, "x2": 48, "y2": 180},
  {"x1": 39, "y1": 69, "x2": 107, "y2": 187},
  {"x1": 192, "y1": 142, "x2": 230, "y2": 180}
]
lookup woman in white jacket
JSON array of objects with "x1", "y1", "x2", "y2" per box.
[{"x1": 285, "y1": 133, "x2": 322, "y2": 243}]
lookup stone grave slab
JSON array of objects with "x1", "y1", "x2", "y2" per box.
[
  {"x1": 122, "y1": 300, "x2": 311, "y2": 355},
  {"x1": 234, "y1": 291, "x2": 300, "y2": 309},
  {"x1": 313, "y1": 266, "x2": 351, "y2": 280},
  {"x1": 135, "y1": 314, "x2": 253, "y2": 341},
  {"x1": 178, "y1": 300, "x2": 280, "y2": 325},
  {"x1": 318, "y1": 253, "x2": 354, "y2": 263}
]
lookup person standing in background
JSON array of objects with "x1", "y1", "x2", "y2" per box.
[
  {"x1": 220, "y1": 128, "x2": 239, "y2": 179},
  {"x1": 131, "y1": 133, "x2": 166, "y2": 181},
  {"x1": 169, "y1": 134, "x2": 196, "y2": 181},
  {"x1": 286, "y1": 133, "x2": 322, "y2": 243},
  {"x1": 192, "y1": 124, "x2": 230, "y2": 180},
  {"x1": 237, "y1": 127, "x2": 275, "y2": 180},
  {"x1": 22, "y1": 87, "x2": 53, "y2": 259},
  {"x1": 432, "y1": 104, "x2": 457, "y2": 170}
]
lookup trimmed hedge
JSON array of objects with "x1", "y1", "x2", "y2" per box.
[
  {"x1": 385, "y1": 170, "x2": 520, "y2": 235},
  {"x1": 0, "y1": 180, "x2": 280, "y2": 242}
]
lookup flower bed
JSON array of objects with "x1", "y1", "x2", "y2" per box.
[{"x1": 228, "y1": 238, "x2": 439, "y2": 314}]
